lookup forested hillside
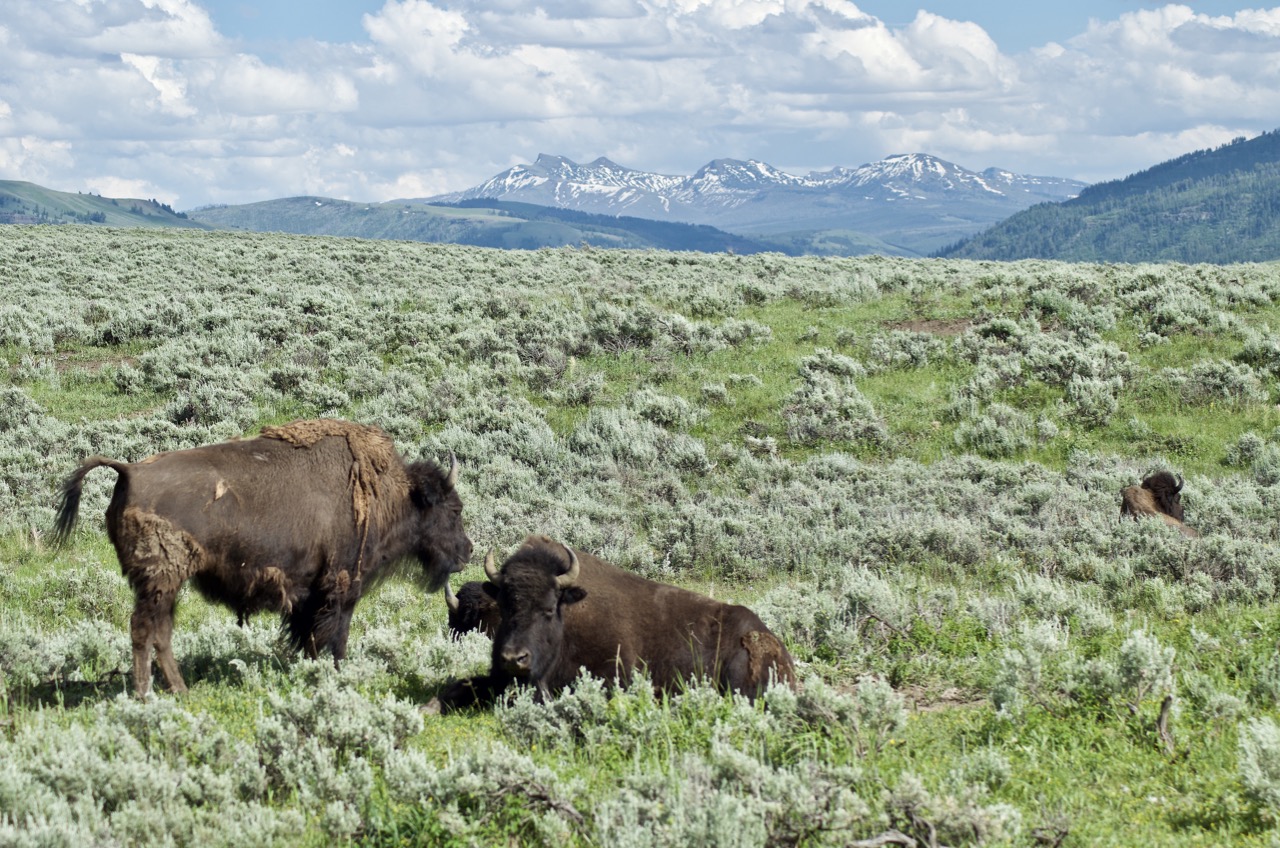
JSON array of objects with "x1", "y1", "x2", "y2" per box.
[
  {"x1": 3, "y1": 226, "x2": 1280, "y2": 845},
  {"x1": 940, "y1": 131, "x2": 1280, "y2": 263},
  {"x1": 0, "y1": 180, "x2": 206, "y2": 229}
]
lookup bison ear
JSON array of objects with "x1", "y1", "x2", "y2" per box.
[{"x1": 559, "y1": 586, "x2": 588, "y2": 607}]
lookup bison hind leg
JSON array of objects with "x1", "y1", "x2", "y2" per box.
[
  {"x1": 117, "y1": 508, "x2": 204, "y2": 697},
  {"x1": 130, "y1": 589, "x2": 186, "y2": 697}
]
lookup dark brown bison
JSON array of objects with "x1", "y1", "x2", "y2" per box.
[
  {"x1": 433, "y1": 535, "x2": 796, "y2": 711},
  {"x1": 53, "y1": 419, "x2": 472, "y2": 697},
  {"x1": 1120, "y1": 471, "x2": 1199, "y2": 538},
  {"x1": 443, "y1": 579, "x2": 500, "y2": 639}
]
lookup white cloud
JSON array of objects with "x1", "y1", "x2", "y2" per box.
[
  {"x1": 37, "y1": 0, "x2": 227, "y2": 58},
  {"x1": 121, "y1": 53, "x2": 197, "y2": 117},
  {"x1": 1, "y1": 0, "x2": 1278, "y2": 206},
  {"x1": 83, "y1": 174, "x2": 169, "y2": 201},
  {"x1": 207, "y1": 55, "x2": 359, "y2": 115}
]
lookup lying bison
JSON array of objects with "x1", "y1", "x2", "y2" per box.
[
  {"x1": 443, "y1": 579, "x2": 500, "y2": 639},
  {"x1": 53, "y1": 419, "x2": 473, "y2": 697},
  {"x1": 433, "y1": 535, "x2": 795, "y2": 711},
  {"x1": 1120, "y1": 471, "x2": 1199, "y2": 538}
]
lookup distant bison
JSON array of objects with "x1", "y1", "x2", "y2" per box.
[
  {"x1": 433, "y1": 535, "x2": 795, "y2": 710},
  {"x1": 53, "y1": 419, "x2": 473, "y2": 697},
  {"x1": 1120, "y1": 471, "x2": 1199, "y2": 539},
  {"x1": 443, "y1": 578, "x2": 500, "y2": 639}
]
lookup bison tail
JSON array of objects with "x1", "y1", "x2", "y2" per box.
[{"x1": 52, "y1": 456, "x2": 126, "y2": 546}]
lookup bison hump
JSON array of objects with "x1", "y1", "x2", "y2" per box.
[
  {"x1": 260, "y1": 419, "x2": 395, "y2": 467},
  {"x1": 259, "y1": 419, "x2": 408, "y2": 533}
]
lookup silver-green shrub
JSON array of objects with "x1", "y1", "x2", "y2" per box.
[
  {"x1": 885, "y1": 773, "x2": 1023, "y2": 846},
  {"x1": 784, "y1": 372, "x2": 888, "y2": 448},
  {"x1": 1239, "y1": 717, "x2": 1280, "y2": 815},
  {"x1": 1063, "y1": 375, "x2": 1122, "y2": 427},
  {"x1": 384, "y1": 742, "x2": 583, "y2": 846},
  {"x1": 954, "y1": 403, "x2": 1033, "y2": 458},
  {"x1": 1161, "y1": 359, "x2": 1269, "y2": 407}
]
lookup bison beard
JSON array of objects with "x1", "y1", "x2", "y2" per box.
[
  {"x1": 1120, "y1": 471, "x2": 1199, "y2": 539},
  {"x1": 431, "y1": 535, "x2": 796, "y2": 712},
  {"x1": 53, "y1": 419, "x2": 472, "y2": 698}
]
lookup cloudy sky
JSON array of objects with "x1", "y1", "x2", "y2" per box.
[{"x1": 2, "y1": 0, "x2": 1278, "y2": 210}]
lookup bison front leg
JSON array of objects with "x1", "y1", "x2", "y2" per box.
[
  {"x1": 427, "y1": 673, "x2": 513, "y2": 714},
  {"x1": 286, "y1": 595, "x2": 355, "y2": 666},
  {"x1": 328, "y1": 604, "x2": 357, "y2": 666},
  {"x1": 130, "y1": 589, "x2": 186, "y2": 697}
]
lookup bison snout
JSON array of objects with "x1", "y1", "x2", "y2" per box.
[{"x1": 501, "y1": 646, "x2": 532, "y2": 677}]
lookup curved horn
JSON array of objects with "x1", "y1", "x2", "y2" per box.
[
  {"x1": 444, "y1": 452, "x2": 459, "y2": 490},
  {"x1": 555, "y1": 544, "x2": 581, "y2": 589},
  {"x1": 443, "y1": 579, "x2": 460, "y2": 612},
  {"x1": 484, "y1": 549, "x2": 501, "y2": 585},
  {"x1": 1175, "y1": 475, "x2": 1184, "y2": 493}
]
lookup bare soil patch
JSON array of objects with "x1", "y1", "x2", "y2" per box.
[
  {"x1": 888, "y1": 318, "x2": 972, "y2": 337},
  {"x1": 53, "y1": 352, "x2": 137, "y2": 373},
  {"x1": 898, "y1": 684, "x2": 987, "y2": 713}
]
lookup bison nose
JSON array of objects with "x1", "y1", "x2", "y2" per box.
[{"x1": 501, "y1": 647, "x2": 532, "y2": 676}]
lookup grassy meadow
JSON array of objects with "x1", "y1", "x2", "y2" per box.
[{"x1": 3, "y1": 224, "x2": 1280, "y2": 846}]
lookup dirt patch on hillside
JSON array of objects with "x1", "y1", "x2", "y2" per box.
[
  {"x1": 833, "y1": 681, "x2": 987, "y2": 713},
  {"x1": 52, "y1": 352, "x2": 138, "y2": 373},
  {"x1": 898, "y1": 684, "x2": 987, "y2": 713},
  {"x1": 888, "y1": 318, "x2": 972, "y2": 337}
]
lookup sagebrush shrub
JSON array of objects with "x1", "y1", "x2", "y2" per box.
[
  {"x1": 954, "y1": 404, "x2": 1032, "y2": 458},
  {"x1": 1239, "y1": 717, "x2": 1280, "y2": 815},
  {"x1": 784, "y1": 372, "x2": 888, "y2": 449}
]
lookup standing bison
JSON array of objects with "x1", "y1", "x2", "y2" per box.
[
  {"x1": 1120, "y1": 471, "x2": 1199, "y2": 538},
  {"x1": 433, "y1": 535, "x2": 795, "y2": 711},
  {"x1": 53, "y1": 419, "x2": 473, "y2": 697}
]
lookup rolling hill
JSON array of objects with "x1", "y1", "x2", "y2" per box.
[
  {"x1": 186, "y1": 196, "x2": 781, "y2": 253},
  {"x1": 0, "y1": 180, "x2": 207, "y2": 229},
  {"x1": 938, "y1": 130, "x2": 1280, "y2": 264}
]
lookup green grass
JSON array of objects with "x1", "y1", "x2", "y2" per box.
[
  {"x1": 534, "y1": 288, "x2": 1279, "y2": 476},
  {"x1": 6, "y1": 228, "x2": 1280, "y2": 845}
]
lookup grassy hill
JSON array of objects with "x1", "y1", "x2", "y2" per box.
[
  {"x1": 187, "y1": 195, "x2": 781, "y2": 253},
  {"x1": 0, "y1": 180, "x2": 209, "y2": 229},
  {"x1": 939, "y1": 130, "x2": 1280, "y2": 263},
  {"x1": 3, "y1": 225, "x2": 1280, "y2": 845}
]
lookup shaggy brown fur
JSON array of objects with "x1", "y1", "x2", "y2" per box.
[
  {"x1": 54, "y1": 419, "x2": 471, "y2": 698},
  {"x1": 1120, "y1": 472, "x2": 1199, "y2": 539},
  {"x1": 261, "y1": 418, "x2": 409, "y2": 553},
  {"x1": 434, "y1": 535, "x2": 796, "y2": 712}
]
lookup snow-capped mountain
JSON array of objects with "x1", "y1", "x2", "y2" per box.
[{"x1": 423, "y1": 152, "x2": 1086, "y2": 254}]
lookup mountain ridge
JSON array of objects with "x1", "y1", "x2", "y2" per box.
[{"x1": 420, "y1": 152, "x2": 1086, "y2": 254}]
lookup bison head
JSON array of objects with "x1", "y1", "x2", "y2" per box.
[
  {"x1": 444, "y1": 578, "x2": 501, "y2": 639},
  {"x1": 1141, "y1": 471, "x2": 1185, "y2": 522},
  {"x1": 483, "y1": 542, "x2": 586, "y2": 686},
  {"x1": 406, "y1": 453, "x2": 472, "y2": 591}
]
